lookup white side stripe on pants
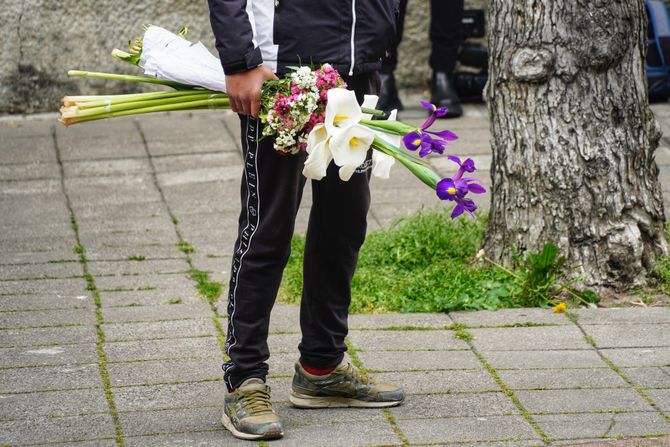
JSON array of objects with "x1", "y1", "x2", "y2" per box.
[{"x1": 224, "y1": 116, "x2": 261, "y2": 389}]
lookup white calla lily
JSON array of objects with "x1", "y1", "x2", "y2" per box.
[
  {"x1": 371, "y1": 109, "x2": 399, "y2": 179},
  {"x1": 324, "y1": 88, "x2": 363, "y2": 137},
  {"x1": 330, "y1": 124, "x2": 375, "y2": 181},
  {"x1": 302, "y1": 124, "x2": 332, "y2": 180}
]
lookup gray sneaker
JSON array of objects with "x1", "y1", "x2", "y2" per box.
[
  {"x1": 289, "y1": 358, "x2": 405, "y2": 408},
  {"x1": 221, "y1": 377, "x2": 284, "y2": 440}
]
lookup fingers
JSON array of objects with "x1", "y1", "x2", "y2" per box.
[
  {"x1": 250, "y1": 91, "x2": 261, "y2": 118},
  {"x1": 239, "y1": 94, "x2": 251, "y2": 116},
  {"x1": 230, "y1": 95, "x2": 242, "y2": 115},
  {"x1": 230, "y1": 94, "x2": 250, "y2": 116},
  {"x1": 226, "y1": 66, "x2": 275, "y2": 116}
]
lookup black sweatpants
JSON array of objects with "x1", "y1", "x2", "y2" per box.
[
  {"x1": 222, "y1": 73, "x2": 380, "y2": 391},
  {"x1": 382, "y1": 0, "x2": 465, "y2": 74}
]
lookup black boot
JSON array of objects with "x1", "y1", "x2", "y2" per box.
[
  {"x1": 430, "y1": 71, "x2": 463, "y2": 119},
  {"x1": 377, "y1": 72, "x2": 404, "y2": 113}
]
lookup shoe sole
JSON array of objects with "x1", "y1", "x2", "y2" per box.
[
  {"x1": 221, "y1": 411, "x2": 284, "y2": 440},
  {"x1": 289, "y1": 391, "x2": 403, "y2": 409}
]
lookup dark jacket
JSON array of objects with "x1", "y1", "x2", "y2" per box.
[{"x1": 208, "y1": 0, "x2": 399, "y2": 76}]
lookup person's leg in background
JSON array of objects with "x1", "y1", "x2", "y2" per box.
[
  {"x1": 378, "y1": 0, "x2": 408, "y2": 112},
  {"x1": 429, "y1": 0, "x2": 465, "y2": 118}
]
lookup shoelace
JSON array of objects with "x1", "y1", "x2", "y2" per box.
[
  {"x1": 240, "y1": 387, "x2": 273, "y2": 414},
  {"x1": 341, "y1": 361, "x2": 378, "y2": 385}
]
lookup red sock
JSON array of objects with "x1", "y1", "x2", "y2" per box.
[{"x1": 301, "y1": 361, "x2": 336, "y2": 376}]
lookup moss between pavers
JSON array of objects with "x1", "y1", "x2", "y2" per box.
[
  {"x1": 106, "y1": 355, "x2": 210, "y2": 365},
  {"x1": 55, "y1": 129, "x2": 127, "y2": 447},
  {"x1": 74, "y1": 239, "x2": 127, "y2": 447},
  {"x1": 0, "y1": 291, "x2": 36, "y2": 296},
  {"x1": 0, "y1": 322, "x2": 82, "y2": 330},
  {"x1": 349, "y1": 322, "x2": 559, "y2": 332},
  {"x1": 566, "y1": 312, "x2": 670, "y2": 425},
  {"x1": 0, "y1": 274, "x2": 84, "y2": 282},
  {"x1": 188, "y1": 268, "x2": 223, "y2": 305},
  {"x1": 343, "y1": 337, "x2": 411, "y2": 446},
  {"x1": 105, "y1": 334, "x2": 213, "y2": 344},
  {"x1": 384, "y1": 409, "x2": 410, "y2": 446},
  {"x1": 177, "y1": 240, "x2": 195, "y2": 255},
  {"x1": 100, "y1": 286, "x2": 157, "y2": 293},
  {"x1": 448, "y1": 320, "x2": 551, "y2": 444}
]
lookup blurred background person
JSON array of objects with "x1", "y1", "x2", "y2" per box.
[{"x1": 379, "y1": 0, "x2": 464, "y2": 118}]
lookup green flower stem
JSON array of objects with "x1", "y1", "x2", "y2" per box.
[
  {"x1": 62, "y1": 98, "x2": 230, "y2": 126},
  {"x1": 372, "y1": 136, "x2": 441, "y2": 189},
  {"x1": 482, "y1": 256, "x2": 524, "y2": 281},
  {"x1": 68, "y1": 70, "x2": 197, "y2": 90},
  {"x1": 71, "y1": 90, "x2": 219, "y2": 109},
  {"x1": 360, "y1": 119, "x2": 417, "y2": 135},
  {"x1": 66, "y1": 93, "x2": 227, "y2": 118},
  {"x1": 360, "y1": 107, "x2": 386, "y2": 117},
  {"x1": 481, "y1": 255, "x2": 592, "y2": 307}
]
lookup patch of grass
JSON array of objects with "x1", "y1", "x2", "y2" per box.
[
  {"x1": 647, "y1": 222, "x2": 670, "y2": 298},
  {"x1": 165, "y1": 298, "x2": 183, "y2": 305},
  {"x1": 279, "y1": 211, "x2": 513, "y2": 313},
  {"x1": 127, "y1": 255, "x2": 146, "y2": 261},
  {"x1": 189, "y1": 269, "x2": 223, "y2": 304},
  {"x1": 178, "y1": 240, "x2": 195, "y2": 255},
  {"x1": 651, "y1": 255, "x2": 670, "y2": 293}
]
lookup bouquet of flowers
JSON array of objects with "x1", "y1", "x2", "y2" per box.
[{"x1": 60, "y1": 26, "x2": 485, "y2": 218}]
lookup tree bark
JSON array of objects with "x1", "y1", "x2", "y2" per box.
[{"x1": 483, "y1": 0, "x2": 668, "y2": 290}]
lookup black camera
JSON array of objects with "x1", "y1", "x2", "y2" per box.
[
  {"x1": 454, "y1": 72, "x2": 488, "y2": 103},
  {"x1": 462, "y1": 9, "x2": 486, "y2": 39},
  {"x1": 455, "y1": 10, "x2": 488, "y2": 102},
  {"x1": 459, "y1": 42, "x2": 488, "y2": 70}
]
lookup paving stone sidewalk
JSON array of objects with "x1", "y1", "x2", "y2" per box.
[{"x1": 1, "y1": 104, "x2": 670, "y2": 446}]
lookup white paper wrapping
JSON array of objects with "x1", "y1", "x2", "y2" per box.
[{"x1": 140, "y1": 26, "x2": 227, "y2": 93}]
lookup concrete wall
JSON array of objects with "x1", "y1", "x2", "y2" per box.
[{"x1": 0, "y1": 0, "x2": 486, "y2": 114}]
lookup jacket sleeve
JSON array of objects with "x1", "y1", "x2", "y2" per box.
[{"x1": 207, "y1": 0, "x2": 264, "y2": 74}]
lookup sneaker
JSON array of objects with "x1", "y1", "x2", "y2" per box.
[
  {"x1": 221, "y1": 377, "x2": 284, "y2": 440},
  {"x1": 289, "y1": 358, "x2": 405, "y2": 408}
]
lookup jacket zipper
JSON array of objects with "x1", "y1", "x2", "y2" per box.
[{"x1": 348, "y1": 0, "x2": 356, "y2": 76}]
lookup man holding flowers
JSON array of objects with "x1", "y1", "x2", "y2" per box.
[{"x1": 208, "y1": 0, "x2": 406, "y2": 440}]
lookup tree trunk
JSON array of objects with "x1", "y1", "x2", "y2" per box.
[{"x1": 483, "y1": 0, "x2": 668, "y2": 290}]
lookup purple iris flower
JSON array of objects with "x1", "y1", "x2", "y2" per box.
[
  {"x1": 436, "y1": 176, "x2": 486, "y2": 219},
  {"x1": 420, "y1": 101, "x2": 448, "y2": 129},
  {"x1": 448, "y1": 155, "x2": 478, "y2": 181},
  {"x1": 436, "y1": 178, "x2": 469, "y2": 200},
  {"x1": 402, "y1": 102, "x2": 459, "y2": 157},
  {"x1": 419, "y1": 102, "x2": 458, "y2": 139},
  {"x1": 403, "y1": 131, "x2": 447, "y2": 157},
  {"x1": 451, "y1": 198, "x2": 478, "y2": 219},
  {"x1": 448, "y1": 155, "x2": 476, "y2": 173},
  {"x1": 462, "y1": 178, "x2": 486, "y2": 194},
  {"x1": 402, "y1": 131, "x2": 426, "y2": 152}
]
